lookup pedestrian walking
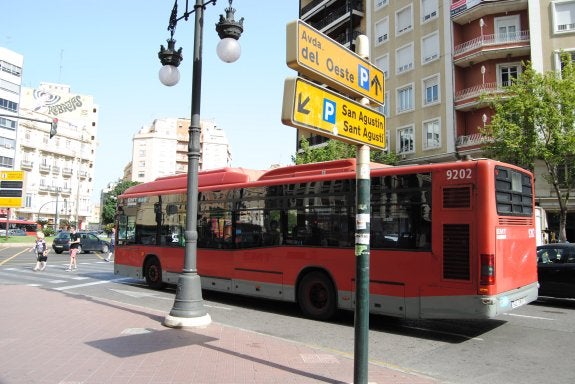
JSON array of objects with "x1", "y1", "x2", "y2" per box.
[
  {"x1": 66, "y1": 226, "x2": 80, "y2": 271},
  {"x1": 105, "y1": 227, "x2": 115, "y2": 262},
  {"x1": 31, "y1": 231, "x2": 48, "y2": 271}
]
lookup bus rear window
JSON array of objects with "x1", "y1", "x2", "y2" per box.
[{"x1": 495, "y1": 166, "x2": 533, "y2": 216}]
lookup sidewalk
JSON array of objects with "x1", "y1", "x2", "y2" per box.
[{"x1": 0, "y1": 285, "x2": 440, "y2": 384}]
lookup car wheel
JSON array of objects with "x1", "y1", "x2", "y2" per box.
[
  {"x1": 101, "y1": 244, "x2": 109, "y2": 254},
  {"x1": 297, "y1": 271, "x2": 337, "y2": 320},
  {"x1": 145, "y1": 257, "x2": 164, "y2": 289},
  {"x1": 77, "y1": 245, "x2": 83, "y2": 254}
]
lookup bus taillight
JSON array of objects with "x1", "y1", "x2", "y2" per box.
[{"x1": 480, "y1": 253, "x2": 495, "y2": 285}]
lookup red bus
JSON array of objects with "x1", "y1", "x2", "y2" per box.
[
  {"x1": 0, "y1": 219, "x2": 39, "y2": 235},
  {"x1": 114, "y1": 158, "x2": 539, "y2": 320}
]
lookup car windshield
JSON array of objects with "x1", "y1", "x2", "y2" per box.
[{"x1": 55, "y1": 232, "x2": 70, "y2": 239}]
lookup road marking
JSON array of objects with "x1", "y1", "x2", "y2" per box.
[
  {"x1": 109, "y1": 288, "x2": 162, "y2": 298},
  {"x1": 53, "y1": 277, "x2": 132, "y2": 291},
  {"x1": 0, "y1": 248, "x2": 30, "y2": 266},
  {"x1": 504, "y1": 313, "x2": 555, "y2": 321}
]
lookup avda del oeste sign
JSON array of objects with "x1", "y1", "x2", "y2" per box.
[
  {"x1": 282, "y1": 77, "x2": 386, "y2": 150},
  {"x1": 286, "y1": 20, "x2": 384, "y2": 105}
]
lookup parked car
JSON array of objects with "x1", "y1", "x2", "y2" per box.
[
  {"x1": 0, "y1": 229, "x2": 28, "y2": 236},
  {"x1": 536, "y1": 243, "x2": 575, "y2": 298},
  {"x1": 52, "y1": 231, "x2": 111, "y2": 254}
]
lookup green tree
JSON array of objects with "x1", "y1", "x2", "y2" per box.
[
  {"x1": 292, "y1": 138, "x2": 398, "y2": 165},
  {"x1": 101, "y1": 180, "x2": 140, "y2": 225},
  {"x1": 481, "y1": 56, "x2": 575, "y2": 242}
]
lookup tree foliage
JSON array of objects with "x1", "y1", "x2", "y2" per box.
[
  {"x1": 101, "y1": 180, "x2": 140, "y2": 225},
  {"x1": 481, "y1": 55, "x2": 575, "y2": 241},
  {"x1": 292, "y1": 138, "x2": 399, "y2": 165}
]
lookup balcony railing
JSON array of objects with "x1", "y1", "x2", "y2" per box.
[
  {"x1": 456, "y1": 133, "x2": 494, "y2": 147},
  {"x1": 62, "y1": 168, "x2": 73, "y2": 176},
  {"x1": 39, "y1": 164, "x2": 51, "y2": 173},
  {"x1": 21, "y1": 160, "x2": 33, "y2": 169},
  {"x1": 454, "y1": 31, "x2": 530, "y2": 57},
  {"x1": 454, "y1": 82, "x2": 510, "y2": 102}
]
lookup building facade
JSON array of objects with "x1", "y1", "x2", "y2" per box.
[
  {"x1": 16, "y1": 82, "x2": 98, "y2": 230},
  {"x1": 299, "y1": 0, "x2": 575, "y2": 240},
  {"x1": 128, "y1": 118, "x2": 232, "y2": 184}
]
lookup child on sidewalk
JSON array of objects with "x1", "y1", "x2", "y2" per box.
[{"x1": 31, "y1": 231, "x2": 48, "y2": 271}]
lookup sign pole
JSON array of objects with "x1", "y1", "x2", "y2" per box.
[{"x1": 354, "y1": 35, "x2": 371, "y2": 384}]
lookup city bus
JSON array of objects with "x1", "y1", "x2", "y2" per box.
[
  {"x1": 114, "y1": 158, "x2": 539, "y2": 320},
  {"x1": 0, "y1": 219, "x2": 39, "y2": 235}
]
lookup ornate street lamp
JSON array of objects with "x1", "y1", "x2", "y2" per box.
[{"x1": 158, "y1": 0, "x2": 243, "y2": 328}]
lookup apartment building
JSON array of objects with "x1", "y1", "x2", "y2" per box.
[
  {"x1": 1, "y1": 47, "x2": 97, "y2": 229},
  {"x1": 299, "y1": 0, "x2": 575, "y2": 238},
  {"x1": 0, "y1": 47, "x2": 22, "y2": 173},
  {"x1": 127, "y1": 118, "x2": 232, "y2": 184},
  {"x1": 16, "y1": 82, "x2": 98, "y2": 230}
]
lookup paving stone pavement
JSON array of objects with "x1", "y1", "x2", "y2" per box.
[{"x1": 0, "y1": 285, "x2": 441, "y2": 384}]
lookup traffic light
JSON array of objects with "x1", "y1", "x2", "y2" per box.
[{"x1": 50, "y1": 118, "x2": 58, "y2": 138}]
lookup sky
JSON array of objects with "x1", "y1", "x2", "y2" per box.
[{"x1": 2, "y1": 1, "x2": 299, "y2": 203}]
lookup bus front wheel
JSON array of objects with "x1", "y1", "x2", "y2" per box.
[
  {"x1": 144, "y1": 257, "x2": 164, "y2": 289},
  {"x1": 297, "y1": 271, "x2": 336, "y2": 320}
]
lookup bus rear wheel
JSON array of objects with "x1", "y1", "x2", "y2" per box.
[
  {"x1": 144, "y1": 257, "x2": 164, "y2": 289},
  {"x1": 297, "y1": 271, "x2": 336, "y2": 320}
]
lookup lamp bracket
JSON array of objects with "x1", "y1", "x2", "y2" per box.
[{"x1": 215, "y1": 0, "x2": 244, "y2": 40}]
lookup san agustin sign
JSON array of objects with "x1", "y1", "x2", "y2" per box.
[{"x1": 282, "y1": 77, "x2": 386, "y2": 150}]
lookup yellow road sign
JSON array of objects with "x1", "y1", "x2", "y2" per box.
[
  {"x1": 282, "y1": 77, "x2": 386, "y2": 150},
  {"x1": 286, "y1": 20, "x2": 385, "y2": 105},
  {"x1": 0, "y1": 171, "x2": 24, "y2": 181}
]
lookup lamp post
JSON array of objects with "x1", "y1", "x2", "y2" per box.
[{"x1": 158, "y1": 0, "x2": 243, "y2": 328}]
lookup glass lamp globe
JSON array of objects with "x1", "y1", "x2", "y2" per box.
[
  {"x1": 216, "y1": 38, "x2": 241, "y2": 63},
  {"x1": 159, "y1": 65, "x2": 180, "y2": 86}
]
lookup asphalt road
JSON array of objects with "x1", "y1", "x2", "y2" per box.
[{"x1": 1, "y1": 245, "x2": 574, "y2": 384}]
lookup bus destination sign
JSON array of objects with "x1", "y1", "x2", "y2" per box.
[
  {"x1": 286, "y1": 20, "x2": 385, "y2": 105},
  {"x1": 282, "y1": 77, "x2": 386, "y2": 150}
]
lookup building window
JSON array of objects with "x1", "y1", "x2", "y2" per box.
[
  {"x1": 375, "y1": 17, "x2": 389, "y2": 45},
  {"x1": 421, "y1": 0, "x2": 438, "y2": 22},
  {"x1": 554, "y1": 50, "x2": 575, "y2": 74},
  {"x1": 497, "y1": 63, "x2": 521, "y2": 87},
  {"x1": 0, "y1": 137, "x2": 15, "y2": 149},
  {"x1": 494, "y1": 15, "x2": 520, "y2": 42},
  {"x1": 423, "y1": 119, "x2": 440, "y2": 149},
  {"x1": 397, "y1": 84, "x2": 414, "y2": 113},
  {"x1": 396, "y1": 5, "x2": 413, "y2": 35},
  {"x1": 397, "y1": 126, "x2": 415, "y2": 154},
  {"x1": 0, "y1": 98, "x2": 18, "y2": 113},
  {"x1": 423, "y1": 75, "x2": 440, "y2": 105},
  {"x1": 0, "y1": 156, "x2": 14, "y2": 168},
  {"x1": 25, "y1": 194, "x2": 32, "y2": 208},
  {"x1": 0, "y1": 60, "x2": 22, "y2": 77},
  {"x1": 375, "y1": 54, "x2": 389, "y2": 79},
  {"x1": 553, "y1": 1, "x2": 575, "y2": 33},
  {"x1": 0, "y1": 117, "x2": 17, "y2": 131},
  {"x1": 396, "y1": 44, "x2": 414, "y2": 74},
  {"x1": 422, "y1": 32, "x2": 439, "y2": 64}
]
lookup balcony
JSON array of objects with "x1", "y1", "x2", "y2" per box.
[
  {"x1": 39, "y1": 164, "x2": 51, "y2": 173},
  {"x1": 302, "y1": 2, "x2": 364, "y2": 33},
  {"x1": 51, "y1": 166, "x2": 60, "y2": 175},
  {"x1": 38, "y1": 185, "x2": 51, "y2": 193},
  {"x1": 20, "y1": 160, "x2": 33, "y2": 170},
  {"x1": 454, "y1": 82, "x2": 509, "y2": 111},
  {"x1": 453, "y1": 31, "x2": 530, "y2": 67},
  {"x1": 79, "y1": 171, "x2": 88, "y2": 179},
  {"x1": 451, "y1": 0, "x2": 528, "y2": 25},
  {"x1": 62, "y1": 168, "x2": 73, "y2": 177}
]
